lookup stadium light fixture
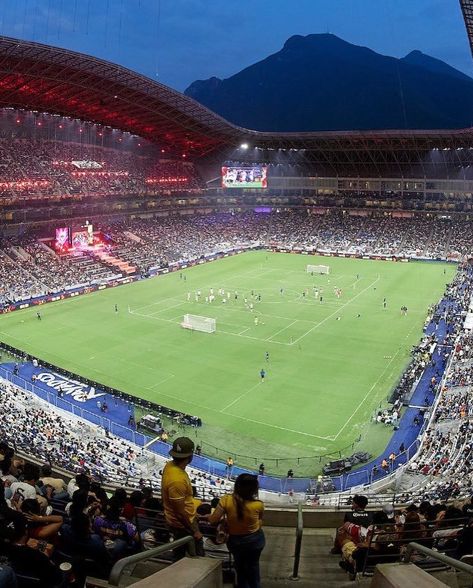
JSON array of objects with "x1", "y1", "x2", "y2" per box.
[{"x1": 240, "y1": 143, "x2": 249, "y2": 149}]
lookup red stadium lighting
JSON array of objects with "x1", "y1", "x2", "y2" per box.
[
  {"x1": 58, "y1": 124, "x2": 63, "y2": 129},
  {"x1": 15, "y1": 118, "x2": 20, "y2": 124},
  {"x1": 182, "y1": 154, "x2": 186, "y2": 158},
  {"x1": 161, "y1": 149, "x2": 165, "y2": 153}
]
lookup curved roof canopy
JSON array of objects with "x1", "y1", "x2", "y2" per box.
[{"x1": 0, "y1": 35, "x2": 472, "y2": 171}]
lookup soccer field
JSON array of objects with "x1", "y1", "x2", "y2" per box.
[{"x1": 0, "y1": 251, "x2": 456, "y2": 475}]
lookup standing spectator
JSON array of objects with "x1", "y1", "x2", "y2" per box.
[
  {"x1": 258, "y1": 463, "x2": 265, "y2": 476},
  {"x1": 161, "y1": 437, "x2": 204, "y2": 557},
  {"x1": 226, "y1": 457, "x2": 234, "y2": 477},
  {"x1": 208, "y1": 474, "x2": 265, "y2": 588}
]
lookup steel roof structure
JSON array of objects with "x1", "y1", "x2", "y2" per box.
[
  {"x1": 0, "y1": 27, "x2": 472, "y2": 175},
  {"x1": 461, "y1": 0, "x2": 473, "y2": 57}
]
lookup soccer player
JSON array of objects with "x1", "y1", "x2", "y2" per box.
[
  {"x1": 187, "y1": 292, "x2": 191, "y2": 302},
  {"x1": 265, "y1": 351, "x2": 269, "y2": 362},
  {"x1": 383, "y1": 298, "x2": 387, "y2": 309},
  {"x1": 280, "y1": 288, "x2": 284, "y2": 295},
  {"x1": 260, "y1": 368, "x2": 266, "y2": 382},
  {"x1": 36, "y1": 311, "x2": 41, "y2": 320},
  {"x1": 115, "y1": 304, "x2": 118, "y2": 313},
  {"x1": 254, "y1": 316, "x2": 259, "y2": 326},
  {"x1": 319, "y1": 295, "x2": 323, "y2": 304}
]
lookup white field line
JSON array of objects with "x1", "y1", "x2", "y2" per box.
[
  {"x1": 222, "y1": 412, "x2": 335, "y2": 440},
  {"x1": 131, "y1": 264, "x2": 277, "y2": 314},
  {"x1": 149, "y1": 373, "x2": 175, "y2": 389},
  {"x1": 331, "y1": 350, "x2": 402, "y2": 441},
  {"x1": 289, "y1": 276, "x2": 380, "y2": 346},
  {"x1": 266, "y1": 320, "x2": 298, "y2": 342},
  {"x1": 132, "y1": 295, "x2": 183, "y2": 313},
  {"x1": 140, "y1": 383, "x2": 333, "y2": 440},
  {"x1": 331, "y1": 319, "x2": 419, "y2": 441},
  {"x1": 129, "y1": 309, "x2": 294, "y2": 346},
  {"x1": 220, "y1": 382, "x2": 262, "y2": 412},
  {"x1": 148, "y1": 301, "x2": 187, "y2": 316}
]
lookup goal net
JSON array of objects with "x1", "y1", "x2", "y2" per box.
[
  {"x1": 307, "y1": 264, "x2": 330, "y2": 274},
  {"x1": 181, "y1": 314, "x2": 216, "y2": 333}
]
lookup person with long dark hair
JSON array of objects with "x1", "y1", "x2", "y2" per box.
[{"x1": 208, "y1": 473, "x2": 265, "y2": 588}]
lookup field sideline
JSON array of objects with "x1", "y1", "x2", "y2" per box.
[{"x1": 0, "y1": 251, "x2": 456, "y2": 475}]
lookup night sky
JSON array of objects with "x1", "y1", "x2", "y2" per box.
[{"x1": 0, "y1": 0, "x2": 471, "y2": 92}]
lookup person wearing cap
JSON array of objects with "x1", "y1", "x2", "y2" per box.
[{"x1": 162, "y1": 437, "x2": 204, "y2": 557}]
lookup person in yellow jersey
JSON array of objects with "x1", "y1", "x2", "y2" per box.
[
  {"x1": 161, "y1": 437, "x2": 204, "y2": 557},
  {"x1": 207, "y1": 473, "x2": 265, "y2": 588}
]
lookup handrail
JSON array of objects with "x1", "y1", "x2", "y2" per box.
[
  {"x1": 108, "y1": 536, "x2": 196, "y2": 586},
  {"x1": 404, "y1": 542, "x2": 473, "y2": 575},
  {"x1": 290, "y1": 503, "x2": 304, "y2": 580}
]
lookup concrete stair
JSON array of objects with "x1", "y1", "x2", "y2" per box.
[
  {"x1": 260, "y1": 527, "x2": 372, "y2": 587},
  {"x1": 95, "y1": 250, "x2": 136, "y2": 274}
]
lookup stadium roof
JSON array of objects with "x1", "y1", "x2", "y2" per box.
[
  {"x1": 461, "y1": 0, "x2": 473, "y2": 58},
  {"x1": 0, "y1": 35, "x2": 472, "y2": 174}
]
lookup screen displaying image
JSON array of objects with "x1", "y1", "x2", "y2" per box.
[
  {"x1": 55, "y1": 227, "x2": 71, "y2": 249},
  {"x1": 221, "y1": 166, "x2": 268, "y2": 189}
]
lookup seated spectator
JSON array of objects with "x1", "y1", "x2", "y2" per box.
[
  {"x1": 39, "y1": 464, "x2": 67, "y2": 499},
  {"x1": 60, "y1": 512, "x2": 111, "y2": 579},
  {"x1": 331, "y1": 495, "x2": 372, "y2": 554},
  {"x1": 20, "y1": 499, "x2": 63, "y2": 542},
  {"x1": 2, "y1": 514, "x2": 65, "y2": 588},
  {"x1": 9, "y1": 462, "x2": 48, "y2": 513},
  {"x1": 122, "y1": 490, "x2": 143, "y2": 521},
  {"x1": 93, "y1": 498, "x2": 139, "y2": 560}
]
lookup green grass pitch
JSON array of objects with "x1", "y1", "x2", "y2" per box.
[{"x1": 0, "y1": 251, "x2": 456, "y2": 476}]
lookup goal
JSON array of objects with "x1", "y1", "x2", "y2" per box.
[
  {"x1": 181, "y1": 314, "x2": 216, "y2": 333},
  {"x1": 306, "y1": 264, "x2": 330, "y2": 274}
]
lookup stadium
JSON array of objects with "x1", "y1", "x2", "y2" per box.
[{"x1": 0, "y1": 1, "x2": 473, "y2": 586}]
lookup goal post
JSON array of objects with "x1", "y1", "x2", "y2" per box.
[
  {"x1": 307, "y1": 264, "x2": 330, "y2": 274},
  {"x1": 181, "y1": 314, "x2": 216, "y2": 333}
]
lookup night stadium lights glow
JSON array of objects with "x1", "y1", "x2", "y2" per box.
[{"x1": 240, "y1": 143, "x2": 249, "y2": 149}]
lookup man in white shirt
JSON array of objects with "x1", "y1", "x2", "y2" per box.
[{"x1": 9, "y1": 462, "x2": 47, "y2": 512}]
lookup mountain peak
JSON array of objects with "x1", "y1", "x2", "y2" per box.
[
  {"x1": 184, "y1": 35, "x2": 473, "y2": 132},
  {"x1": 402, "y1": 50, "x2": 471, "y2": 82},
  {"x1": 283, "y1": 33, "x2": 342, "y2": 48}
]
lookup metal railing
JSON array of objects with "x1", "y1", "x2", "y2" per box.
[
  {"x1": 404, "y1": 542, "x2": 473, "y2": 576},
  {"x1": 108, "y1": 536, "x2": 196, "y2": 586},
  {"x1": 290, "y1": 503, "x2": 304, "y2": 581}
]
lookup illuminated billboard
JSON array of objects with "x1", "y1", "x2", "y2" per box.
[{"x1": 221, "y1": 165, "x2": 268, "y2": 189}]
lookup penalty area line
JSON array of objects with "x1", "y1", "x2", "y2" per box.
[{"x1": 223, "y1": 411, "x2": 336, "y2": 441}]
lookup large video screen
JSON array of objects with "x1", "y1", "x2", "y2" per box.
[
  {"x1": 55, "y1": 227, "x2": 71, "y2": 250},
  {"x1": 221, "y1": 165, "x2": 268, "y2": 189}
]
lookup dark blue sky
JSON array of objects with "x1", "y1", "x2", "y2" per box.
[{"x1": 0, "y1": 0, "x2": 471, "y2": 92}]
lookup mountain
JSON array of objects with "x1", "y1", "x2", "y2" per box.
[{"x1": 184, "y1": 34, "x2": 473, "y2": 132}]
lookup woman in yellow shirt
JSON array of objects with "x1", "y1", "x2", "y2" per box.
[{"x1": 208, "y1": 473, "x2": 265, "y2": 588}]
